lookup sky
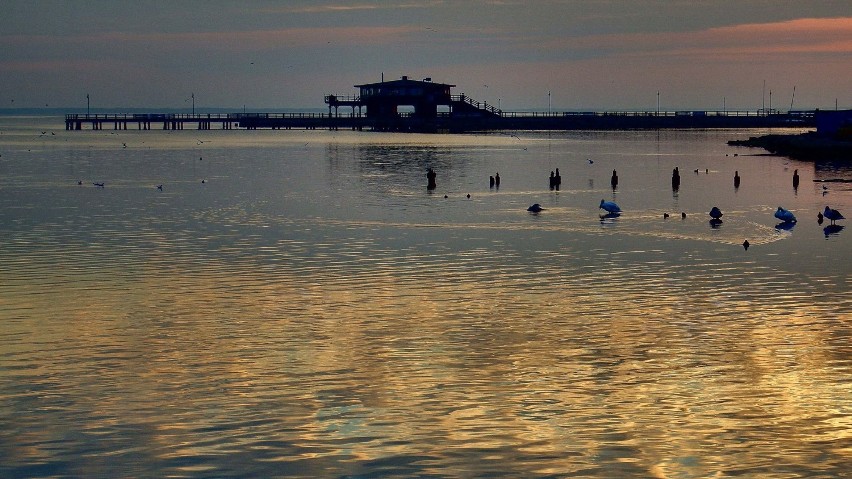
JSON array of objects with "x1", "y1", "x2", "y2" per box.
[{"x1": 1, "y1": 0, "x2": 850, "y2": 112}]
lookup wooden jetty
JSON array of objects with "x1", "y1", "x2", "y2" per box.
[
  {"x1": 66, "y1": 76, "x2": 816, "y2": 133},
  {"x1": 64, "y1": 112, "x2": 336, "y2": 131},
  {"x1": 66, "y1": 110, "x2": 815, "y2": 133}
]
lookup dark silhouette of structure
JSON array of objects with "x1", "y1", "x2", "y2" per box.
[
  {"x1": 65, "y1": 76, "x2": 818, "y2": 133},
  {"x1": 325, "y1": 76, "x2": 500, "y2": 132},
  {"x1": 426, "y1": 168, "x2": 437, "y2": 190}
]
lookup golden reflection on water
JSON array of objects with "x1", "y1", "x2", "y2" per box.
[
  {"x1": 81, "y1": 253, "x2": 849, "y2": 474},
  {"x1": 1, "y1": 123, "x2": 850, "y2": 477},
  {"x1": 3, "y1": 229, "x2": 850, "y2": 477}
]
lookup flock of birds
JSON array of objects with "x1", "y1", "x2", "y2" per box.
[
  {"x1": 529, "y1": 200, "x2": 843, "y2": 226},
  {"x1": 520, "y1": 160, "x2": 847, "y2": 247},
  {"x1": 526, "y1": 198, "x2": 845, "y2": 249}
]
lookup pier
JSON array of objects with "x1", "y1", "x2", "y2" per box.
[
  {"x1": 66, "y1": 76, "x2": 816, "y2": 133},
  {"x1": 64, "y1": 112, "x2": 335, "y2": 131},
  {"x1": 66, "y1": 109, "x2": 815, "y2": 133}
]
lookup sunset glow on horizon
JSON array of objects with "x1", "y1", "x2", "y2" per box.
[{"x1": 1, "y1": 1, "x2": 849, "y2": 111}]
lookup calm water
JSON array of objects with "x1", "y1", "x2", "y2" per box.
[{"x1": 1, "y1": 117, "x2": 850, "y2": 478}]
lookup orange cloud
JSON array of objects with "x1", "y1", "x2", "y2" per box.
[
  {"x1": 263, "y1": 2, "x2": 444, "y2": 14},
  {"x1": 523, "y1": 17, "x2": 852, "y2": 60}
]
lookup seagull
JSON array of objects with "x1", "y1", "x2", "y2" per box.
[
  {"x1": 93, "y1": 182, "x2": 104, "y2": 187},
  {"x1": 818, "y1": 212, "x2": 824, "y2": 225},
  {"x1": 774, "y1": 207, "x2": 796, "y2": 223},
  {"x1": 156, "y1": 185, "x2": 163, "y2": 190},
  {"x1": 663, "y1": 213, "x2": 670, "y2": 219},
  {"x1": 709, "y1": 206, "x2": 723, "y2": 219},
  {"x1": 823, "y1": 206, "x2": 845, "y2": 225},
  {"x1": 587, "y1": 159, "x2": 594, "y2": 164},
  {"x1": 742, "y1": 240, "x2": 750, "y2": 250},
  {"x1": 599, "y1": 199, "x2": 621, "y2": 213},
  {"x1": 527, "y1": 203, "x2": 544, "y2": 213}
]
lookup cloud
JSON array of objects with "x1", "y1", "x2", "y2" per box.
[
  {"x1": 533, "y1": 17, "x2": 852, "y2": 61},
  {"x1": 0, "y1": 25, "x2": 425, "y2": 56},
  {"x1": 260, "y1": 1, "x2": 444, "y2": 15}
]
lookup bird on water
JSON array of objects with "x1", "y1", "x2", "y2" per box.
[
  {"x1": 599, "y1": 199, "x2": 621, "y2": 213},
  {"x1": 709, "y1": 207, "x2": 723, "y2": 219},
  {"x1": 774, "y1": 207, "x2": 796, "y2": 223},
  {"x1": 823, "y1": 206, "x2": 845, "y2": 225},
  {"x1": 527, "y1": 203, "x2": 544, "y2": 213}
]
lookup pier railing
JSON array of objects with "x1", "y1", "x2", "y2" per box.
[
  {"x1": 496, "y1": 110, "x2": 814, "y2": 119},
  {"x1": 65, "y1": 109, "x2": 815, "y2": 132},
  {"x1": 65, "y1": 109, "x2": 814, "y2": 122},
  {"x1": 65, "y1": 112, "x2": 333, "y2": 121},
  {"x1": 451, "y1": 95, "x2": 502, "y2": 116}
]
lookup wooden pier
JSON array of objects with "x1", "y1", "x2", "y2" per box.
[
  {"x1": 66, "y1": 110, "x2": 814, "y2": 133},
  {"x1": 66, "y1": 76, "x2": 819, "y2": 133},
  {"x1": 64, "y1": 112, "x2": 344, "y2": 131}
]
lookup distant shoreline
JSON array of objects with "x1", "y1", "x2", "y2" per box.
[{"x1": 727, "y1": 132, "x2": 852, "y2": 162}]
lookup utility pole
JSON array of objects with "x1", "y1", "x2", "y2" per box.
[{"x1": 86, "y1": 94, "x2": 90, "y2": 117}]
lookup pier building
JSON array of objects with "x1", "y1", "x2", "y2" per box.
[{"x1": 325, "y1": 76, "x2": 500, "y2": 131}]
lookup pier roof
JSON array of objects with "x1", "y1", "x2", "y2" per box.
[{"x1": 354, "y1": 76, "x2": 454, "y2": 89}]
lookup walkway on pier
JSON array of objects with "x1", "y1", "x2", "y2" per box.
[
  {"x1": 65, "y1": 113, "x2": 242, "y2": 131},
  {"x1": 65, "y1": 110, "x2": 815, "y2": 133}
]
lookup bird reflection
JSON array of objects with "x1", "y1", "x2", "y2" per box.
[{"x1": 823, "y1": 224, "x2": 844, "y2": 237}]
